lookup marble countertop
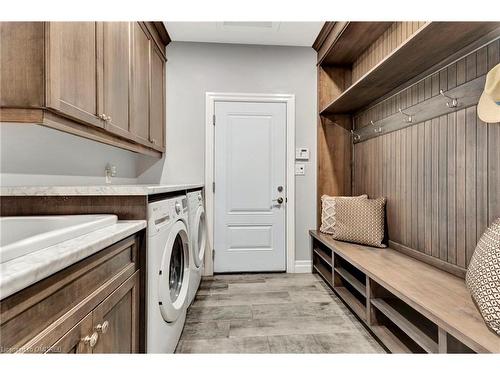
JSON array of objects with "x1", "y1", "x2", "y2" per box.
[
  {"x1": 0, "y1": 183, "x2": 204, "y2": 196},
  {"x1": 0, "y1": 220, "x2": 146, "y2": 299}
]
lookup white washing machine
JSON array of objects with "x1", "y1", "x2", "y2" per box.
[
  {"x1": 187, "y1": 189, "x2": 207, "y2": 305},
  {"x1": 147, "y1": 195, "x2": 190, "y2": 353}
]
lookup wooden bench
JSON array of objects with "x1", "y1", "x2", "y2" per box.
[{"x1": 310, "y1": 230, "x2": 500, "y2": 353}]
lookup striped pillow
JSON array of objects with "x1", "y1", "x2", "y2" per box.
[{"x1": 320, "y1": 195, "x2": 368, "y2": 235}]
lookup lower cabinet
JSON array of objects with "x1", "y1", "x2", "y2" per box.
[
  {"x1": 91, "y1": 272, "x2": 140, "y2": 353},
  {"x1": 46, "y1": 272, "x2": 140, "y2": 354},
  {"x1": 0, "y1": 234, "x2": 143, "y2": 354},
  {"x1": 47, "y1": 313, "x2": 94, "y2": 354}
]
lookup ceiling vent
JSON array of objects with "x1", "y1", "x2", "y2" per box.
[{"x1": 222, "y1": 22, "x2": 275, "y2": 29}]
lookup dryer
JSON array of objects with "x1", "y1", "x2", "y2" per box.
[
  {"x1": 147, "y1": 195, "x2": 190, "y2": 353},
  {"x1": 186, "y1": 189, "x2": 207, "y2": 305}
]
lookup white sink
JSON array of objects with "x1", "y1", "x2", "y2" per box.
[{"x1": 0, "y1": 215, "x2": 118, "y2": 263}]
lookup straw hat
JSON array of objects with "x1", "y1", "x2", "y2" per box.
[{"x1": 478, "y1": 63, "x2": 500, "y2": 123}]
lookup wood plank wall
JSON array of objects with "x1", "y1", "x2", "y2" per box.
[
  {"x1": 353, "y1": 39, "x2": 500, "y2": 269},
  {"x1": 352, "y1": 22, "x2": 427, "y2": 82}
]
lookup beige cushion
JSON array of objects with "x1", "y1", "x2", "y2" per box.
[
  {"x1": 331, "y1": 197, "x2": 387, "y2": 248},
  {"x1": 466, "y1": 218, "x2": 500, "y2": 336},
  {"x1": 320, "y1": 195, "x2": 367, "y2": 235}
]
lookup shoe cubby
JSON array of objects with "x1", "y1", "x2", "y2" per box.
[
  {"x1": 368, "y1": 279, "x2": 439, "y2": 353},
  {"x1": 332, "y1": 254, "x2": 367, "y2": 322},
  {"x1": 312, "y1": 238, "x2": 333, "y2": 287}
]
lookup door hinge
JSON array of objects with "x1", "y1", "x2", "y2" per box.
[
  {"x1": 212, "y1": 114, "x2": 216, "y2": 126},
  {"x1": 212, "y1": 182, "x2": 215, "y2": 193},
  {"x1": 212, "y1": 249, "x2": 215, "y2": 260}
]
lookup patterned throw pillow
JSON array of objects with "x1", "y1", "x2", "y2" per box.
[
  {"x1": 331, "y1": 197, "x2": 387, "y2": 248},
  {"x1": 320, "y1": 195, "x2": 368, "y2": 235},
  {"x1": 466, "y1": 218, "x2": 500, "y2": 336}
]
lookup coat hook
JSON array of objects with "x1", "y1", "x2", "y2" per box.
[
  {"x1": 351, "y1": 130, "x2": 361, "y2": 141},
  {"x1": 370, "y1": 120, "x2": 375, "y2": 126},
  {"x1": 439, "y1": 89, "x2": 458, "y2": 108},
  {"x1": 398, "y1": 108, "x2": 413, "y2": 123},
  {"x1": 374, "y1": 127, "x2": 383, "y2": 134}
]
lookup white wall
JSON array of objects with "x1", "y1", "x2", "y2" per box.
[
  {"x1": 0, "y1": 123, "x2": 139, "y2": 186},
  {"x1": 138, "y1": 42, "x2": 317, "y2": 262}
]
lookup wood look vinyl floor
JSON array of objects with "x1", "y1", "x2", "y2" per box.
[{"x1": 175, "y1": 273, "x2": 385, "y2": 353}]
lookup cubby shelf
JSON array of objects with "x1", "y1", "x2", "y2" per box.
[
  {"x1": 313, "y1": 247, "x2": 332, "y2": 267},
  {"x1": 334, "y1": 267, "x2": 366, "y2": 297},
  {"x1": 333, "y1": 286, "x2": 366, "y2": 322},
  {"x1": 320, "y1": 22, "x2": 500, "y2": 115},
  {"x1": 371, "y1": 298, "x2": 439, "y2": 353}
]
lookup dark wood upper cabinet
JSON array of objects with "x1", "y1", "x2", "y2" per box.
[
  {"x1": 101, "y1": 22, "x2": 131, "y2": 138},
  {"x1": 0, "y1": 21, "x2": 169, "y2": 157},
  {"x1": 46, "y1": 22, "x2": 103, "y2": 128},
  {"x1": 149, "y1": 44, "x2": 166, "y2": 151},
  {"x1": 130, "y1": 22, "x2": 152, "y2": 146}
]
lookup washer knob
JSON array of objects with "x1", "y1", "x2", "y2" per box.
[{"x1": 175, "y1": 202, "x2": 181, "y2": 214}]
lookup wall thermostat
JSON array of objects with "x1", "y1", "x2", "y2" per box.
[{"x1": 295, "y1": 147, "x2": 309, "y2": 161}]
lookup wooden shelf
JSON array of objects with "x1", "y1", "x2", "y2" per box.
[
  {"x1": 319, "y1": 22, "x2": 392, "y2": 65},
  {"x1": 334, "y1": 267, "x2": 366, "y2": 297},
  {"x1": 333, "y1": 286, "x2": 366, "y2": 322},
  {"x1": 313, "y1": 262, "x2": 333, "y2": 287},
  {"x1": 370, "y1": 325, "x2": 413, "y2": 354},
  {"x1": 313, "y1": 247, "x2": 332, "y2": 267},
  {"x1": 320, "y1": 22, "x2": 500, "y2": 115},
  {"x1": 371, "y1": 298, "x2": 439, "y2": 353}
]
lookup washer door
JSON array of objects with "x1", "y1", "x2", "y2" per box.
[
  {"x1": 158, "y1": 220, "x2": 190, "y2": 323},
  {"x1": 192, "y1": 206, "x2": 207, "y2": 268}
]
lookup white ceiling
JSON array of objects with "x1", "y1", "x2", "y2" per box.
[{"x1": 164, "y1": 22, "x2": 324, "y2": 47}]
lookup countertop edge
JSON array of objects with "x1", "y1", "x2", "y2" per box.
[
  {"x1": 0, "y1": 220, "x2": 146, "y2": 300},
  {"x1": 0, "y1": 184, "x2": 204, "y2": 197}
]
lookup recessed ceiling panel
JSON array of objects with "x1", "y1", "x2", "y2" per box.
[{"x1": 164, "y1": 21, "x2": 324, "y2": 47}]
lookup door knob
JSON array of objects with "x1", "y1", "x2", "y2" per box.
[
  {"x1": 272, "y1": 197, "x2": 284, "y2": 204},
  {"x1": 81, "y1": 332, "x2": 99, "y2": 348},
  {"x1": 95, "y1": 320, "x2": 109, "y2": 334}
]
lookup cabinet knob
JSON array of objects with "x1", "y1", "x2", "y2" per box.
[
  {"x1": 81, "y1": 332, "x2": 99, "y2": 348},
  {"x1": 95, "y1": 320, "x2": 109, "y2": 334}
]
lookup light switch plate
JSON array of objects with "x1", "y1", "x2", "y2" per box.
[
  {"x1": 295, "y1": 147, "x2": 309, "y2": 161},
  {"x1": 295, "y1": 164, "x2": 305, "y2": 176}
]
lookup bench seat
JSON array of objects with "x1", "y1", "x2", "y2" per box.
[{"x1": 310, "y1": 230, "x2": 500, "y2": 353}]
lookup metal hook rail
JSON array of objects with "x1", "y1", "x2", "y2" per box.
[
  {"x1": 398, "y1": 108, "x2": 414, "y2": 123},
  {"x1": 439, "y1": 89, "x2": 458, "y2": 108}
]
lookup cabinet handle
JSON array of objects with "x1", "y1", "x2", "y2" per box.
[
  {"x1": 81, "y1": 332, "x2": 99, "y2": 348},
  {"x1": 95, "y1": 320, "x2": 109, "y2": 334}
]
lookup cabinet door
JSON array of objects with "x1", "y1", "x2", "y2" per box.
[
  {"x1": 46, "y1": 22, "x2": 103, "y2": 128},
  {"x1": 101, "y1": 22, "x2": 130, "y2": 138},
  {"x1": 149, "y1": 45, "x2": 166, "y2": 151},
  {"x1": 130, "y1": 22, "x2": 151, "y2": 145},
  {"x1": 91, "y1": 272, "x2": 140, "y2": 354},
  {"x1": 46, "y1": 313, "x2": 94, "y2": 354}
]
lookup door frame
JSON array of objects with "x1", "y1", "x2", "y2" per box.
[{"x1": 204, "y1": 92, "x2": 296, "y2": 276}]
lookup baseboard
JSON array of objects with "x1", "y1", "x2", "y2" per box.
[{"x1": 293, "y1": 260, "x2": 312, "y2": 273}]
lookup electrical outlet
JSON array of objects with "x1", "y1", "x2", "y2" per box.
[{"x1": 295, "y1": 164, "x2": 305, "y2": 176}]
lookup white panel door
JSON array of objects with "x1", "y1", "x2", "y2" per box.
[{"x1": 214, "y1": 101, "x2": 286, "y2": 273}]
